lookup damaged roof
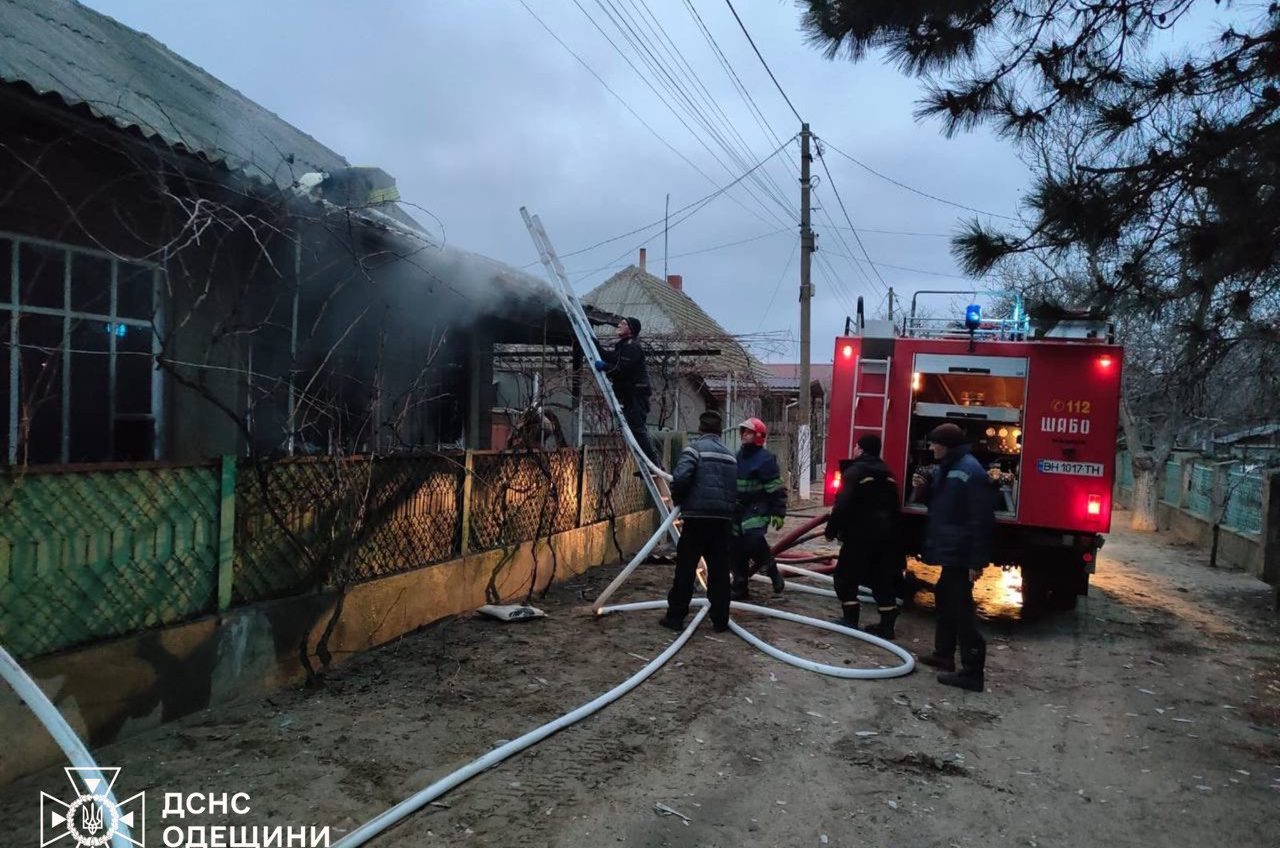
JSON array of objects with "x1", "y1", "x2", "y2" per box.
[{"x1": 0, "y1": 0, "x2": 348, "y2": 189}]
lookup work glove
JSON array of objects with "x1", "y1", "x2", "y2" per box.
[
  {"x1": 593, "y1": 360, "x2": 607, "y2": 372},
  {"x1": 769, "y1": 515, "x2": 785, "y2": 531}
]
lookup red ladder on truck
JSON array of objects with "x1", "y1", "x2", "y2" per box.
[{"x1": 847, "y1": 357, "x2": 892, "y2": 458}]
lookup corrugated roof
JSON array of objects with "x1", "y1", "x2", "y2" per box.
[
  {"x1": 583, "y1": 265, "x2": 768, "y2": 381},
  {"x1": 1214, "y1": 423, "x2": 1280, "y2": 445},
  {"x1": 763, "y1": 363, "x2": 834, "y2": 394},
  {"x1": 0, "y1": 0, "x2": 348, "y2": 189}
]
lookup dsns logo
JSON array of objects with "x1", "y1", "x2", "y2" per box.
[{"x1": 40, "y1": 767, "x2": 144, "y2": 847}]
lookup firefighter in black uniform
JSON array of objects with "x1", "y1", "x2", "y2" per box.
[
  {"x1": 824, "y1": 434, "x2": 905, "y2": 639},
  {"x1": 594, "y1": 317, "x2": 662, "y2": 470}
]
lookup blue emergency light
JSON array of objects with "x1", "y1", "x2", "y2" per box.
[{"x1": 964, "y1": 303, "x2": 982, "y2": 331}]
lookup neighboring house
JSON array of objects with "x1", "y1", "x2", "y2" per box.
[
  {"x1": 583, "y1": 253, "x2": 769, "y2": 437},
  {"x1": 0, "y1": 0, "x2": 570, "y2": 464},
  {"x1": 1214, "y1": 423, "x2": 1280, "y2": 463}
]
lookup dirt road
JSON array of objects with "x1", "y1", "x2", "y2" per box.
[{"x1": 3, "y1": 509, "x2": 1277, "y2": 847}]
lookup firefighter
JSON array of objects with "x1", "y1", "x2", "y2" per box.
[
  {"x1": 594, "y1": 317, "x2": 663, "y2": 471},
  {"x1": 662, "y1": 411, "x2": 737, "y2": 632},
  {"x1": 824, "y1": 435, "x2": 904, "y2": 638},
  {"x1": 911, "y1": 422, "x2": 996, "y2": 692},
  {"x1": 729, "y1": 417, "x2": 787, "y2": 600}
]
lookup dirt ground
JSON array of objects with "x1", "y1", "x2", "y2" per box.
[{"x1": 4, "y1": 507, "x2": 1279, "y2": 847}]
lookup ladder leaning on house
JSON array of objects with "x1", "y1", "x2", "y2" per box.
[{"x1": 520, "y1": 209, "x2": 680, "y2": 568}]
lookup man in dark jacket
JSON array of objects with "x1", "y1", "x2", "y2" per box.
[
  {"x1": 912, "y1": 423, "x2": 996, "y2": 692},
  {"x1": 662, "y1": 411, "x2": 738, "y2": 632},
  {"x1": 729, "y1": 418, "x2": 787, "y2": 600},
  {"x1": 824, "y1": 435, "x2": 904, "y2": 638},
  {"x1": 595, "y1": 317, "x2": 662, "y2": 470}
]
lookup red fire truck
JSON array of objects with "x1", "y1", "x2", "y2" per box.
[{"x1": 823, "y1": 294, "x2": 1123, "y2": 610}]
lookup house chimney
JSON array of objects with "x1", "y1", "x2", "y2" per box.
[
  {"x1": 667, "y1": 274, "x2": 683, "y2": 292},
  {"x1": 639, "y1": 248, "x2": 647, "y2": 272}
]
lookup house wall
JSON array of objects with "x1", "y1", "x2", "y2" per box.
[{"x1": 0, "y1": 89, "x2": 528, "y2": 463}]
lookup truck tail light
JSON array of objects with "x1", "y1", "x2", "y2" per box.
[
  {"x1": 832, "y1": 471, "x2": 842, "y2": 490},
  {"x1": 911, "y1": 372, "x2": 922, "y2": 392},
  {"x1": 1097, "y1": 354, "x2": 1114, "y2": 371},
  {"x1": 1086, "y1": 494, "x2": 1102, "y2": 516},
  {"x1": 841, "y1": 344, "x2": 854, "y2": 359}
]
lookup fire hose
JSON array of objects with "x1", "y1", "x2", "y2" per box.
[
  {"x1": 5, "y1": 507, "x2": 906, "y2": 848},
  {"x1": 332, "y1": 509, "x2": 912, "y2": 847},
  {"x1": 0, "y1": 646, "x2": 134, "y2": 848}
]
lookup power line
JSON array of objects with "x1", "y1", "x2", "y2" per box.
[
  {"x1": 721, "y1": 0, "x2": 803, "y2": 124},
  {"x1": 524, "y1": 134, "x2": 795, "y2": 267},
  {"x1": 819, "y1": 138, "x2": 1021, "y2": 222},
  {"x1": 515, "y1": 0, "x2": 738, "y2": 210},
  {"x1": 620, "y1": 0, "x2": 799, "y2": 222},
  {"x1": 521, "y1": 0, "x2": 788, "y2": 230},
  {"x1": 825, "y1": 225, "x2": 951, "y2": 238},
  {"x1": 813, "y1": 141, "x2": 890, "y2": 294},
  {"x1": 753, "y1": 238, "x2": 799, "y2": 333},
  {"x1": 569, "y1": 225, "x2": 790, "y2": 278},
  {"x1": 577, "y1": 0, "x2": 795, "y2": 230},
  {"x1": 819, "y1": 249, "x2": 986, "y2": 282}
]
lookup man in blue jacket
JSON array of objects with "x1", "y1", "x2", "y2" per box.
[
  {"x1": 911, "y1": 423, "x2": 996, "y2": 692},
  {"x1": 662, "y1": 411, "x2": 738, "y2": 633}
]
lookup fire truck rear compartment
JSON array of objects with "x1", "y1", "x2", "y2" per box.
[{"x1": 905, "y1": 356, "x2": 1028, "y2": 518}]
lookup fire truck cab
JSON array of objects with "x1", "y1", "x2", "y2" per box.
[{"x1": 823, "y1": 294, "x2": 1123, "y2": 610}]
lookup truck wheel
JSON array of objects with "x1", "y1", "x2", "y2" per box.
[
  {"x1": 1020, "y1": 563, "x2": 1051, "y2": 612},
  {"x1": 1021, "y1": 559, "x2": 1079, "y2": 613}
]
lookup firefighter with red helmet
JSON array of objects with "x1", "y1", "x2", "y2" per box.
[{"x1": 729, "y1": 417, "x2": 787, "y2": 600}]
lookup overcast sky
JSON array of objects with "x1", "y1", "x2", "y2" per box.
[{"x1": 85, "y1": 0, "x2": 1037, "y2": 363}]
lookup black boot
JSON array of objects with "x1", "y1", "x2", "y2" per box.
[
  {"x1": 658, "y1": 615, "x2": 684, "y2": 631},
  {"x1": 766, "y1": 563, "x2": 785, "y2": 594},
  {"x1": 832, "y1": 603, "x2": 860, "y2": 628},
  {"x1": 862, "y1": 608, "x2": 898, "y2": 640},
  {"x1": 916, "y1": 653, "x2": 956, "y2": 672},
  {"x1": 937, "y1": 668, "x2": 984, "y2": 692},
  {"x1": 938, "y1": 644, "x2": 985, "y2": 691},
  {"x1": 730, "y1": 580, "x2": 749, "y2": 601}
]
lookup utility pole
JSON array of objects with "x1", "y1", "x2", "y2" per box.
[{"x1": 798, "y1": 123, "x2": 814, "y2": 499}]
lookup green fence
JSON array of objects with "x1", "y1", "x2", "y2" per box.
[
  {"x1": 1226, "y1": 471, "x2": 1264, "y2": 536},
  {"x1": 1162, "y1": 461, "x2": 1182, "y2": 505},
  {"x1": 1116, "y1": 451, "x2": 1268, "y2": 538},
  {"x1": 1187, "y1": 465, "x2": 1214, "y2": 518},
  {"x1": 1, "y1": 443, "x2": 653, "y2": 660},
  {"x1": 0, "y1": 464, "x2": 222, "y2": 659}
]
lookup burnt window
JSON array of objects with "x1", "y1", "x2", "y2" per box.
[{"x1": 1, "y1": 235, "x2": 162, "y2": 465}]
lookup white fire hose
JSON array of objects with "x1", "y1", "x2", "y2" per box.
[
  {"x1": 4, "y1": 518, "x2": 912, "y2": 848},
  {"x1": 331, "y1": 521, "x2": 914, "y2": 847},
  {"x1": 0, "y1": 645, "x2": 133, "y2": 848}
]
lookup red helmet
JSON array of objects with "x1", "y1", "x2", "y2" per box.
[{"x1": 737, "y1": 417, "x2": 768, "y2": 440}]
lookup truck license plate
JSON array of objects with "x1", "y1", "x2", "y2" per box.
[{"x1": 1037, "y1": 459, "x2": 1104, "y2": 477}]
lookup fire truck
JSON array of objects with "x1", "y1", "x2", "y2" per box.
[{"x1": 823, "y1": 293, "x2": 1123, "y2": 610}]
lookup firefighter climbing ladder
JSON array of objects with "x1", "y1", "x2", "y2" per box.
[{"x1": 520, "y1": 209, "x2": 680, "y2": 574}]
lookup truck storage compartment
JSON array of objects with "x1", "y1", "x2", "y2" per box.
[{"x1": 904, "y1": 354, "x2": 1028, "y2": 517}]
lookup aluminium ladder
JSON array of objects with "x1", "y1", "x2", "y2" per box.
[{"x1": 520, "y1": 208, "x2": 679, "y2": 555}]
